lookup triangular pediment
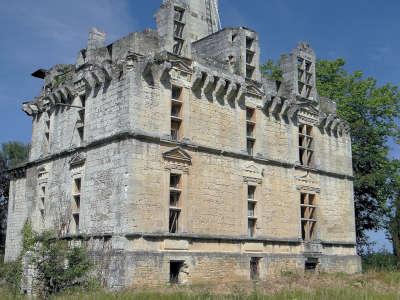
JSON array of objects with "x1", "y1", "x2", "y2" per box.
[
  {"x1": 170, "y1": 59, "x2": 193, "y2": 74},
  {"x1": 69, "y1": 152, "x2": 86, "y2": 167},
  {"x1": 246, "y1": 84, "x2": 265, "y2": 98},
  {"x1": 163, "y1": 147, "x2": 192, "y2": 164},
  {"x1": 243, "y1": 163, "x2": 264, "y2": 183}
]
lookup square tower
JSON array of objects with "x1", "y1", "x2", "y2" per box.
[
  {"x1": 280, "y1": 42, "x2": 317, "y2": 101},
  {"x1": 156, "y1": 0, "x2": 221, "y2": 57}
]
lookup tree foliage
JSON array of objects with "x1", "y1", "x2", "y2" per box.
[
  {"x1": 0, "y1": 141, "x2": 29, "y2": 253},
  {"x1": 262, "y1": 59, "x2": 400, "y2": 252},
  {"x1": 36, "y1": 231, "x2": 92, "y2": 296}
]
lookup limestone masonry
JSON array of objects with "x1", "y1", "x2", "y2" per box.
[{"x1": 6, "y1": 0, "x2": 361, "y2": 289}]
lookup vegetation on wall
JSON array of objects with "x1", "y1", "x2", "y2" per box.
[
  {"x1": 262, "y1": 58, "x2": 400, "y2": 255},
  {"x1": 0, "y1": 220, "x2": 93, "y2": 297}
]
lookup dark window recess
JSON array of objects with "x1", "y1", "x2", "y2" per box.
[
  {"x1": 246, "y1": 65, "x2": 255, "y2": 79},
  {"x1": 169, "y1": 210, "x2": 179, "y2": 233},
  {"x1": 247, "y1": 140, "x2": 254, "y2": 156},
  {"x1": 174, "y1": 22, "x2": 185, "y2": 38},
  {"x1": 171, "y1": 120, "x2": 181, "y2": 141},
  {"x1": 246, "y1": 37, "x2": 254, "y2": 50},
  {"x1": 170, "y1": 261, "x2": 183, "y2": 284},
  {"x1": 73, "y1": 214, "x2": 80, "y2": 233},
  {"x1": 248, "y1": 219, "x2": 256, "y2": 237},
  {"x1": 248, "y1": 185, "x2": 255, "y2": 200},
  {"x1": 250, "y1": 257, "x2": 260, "y2": 280},
  {"x1": 305, "y1": 258, "x2": 318, "y2": 272},
  {"x1": 172, "y1": 86, "x2": 182, "y2": 100},
  {"x1": 173, "y1": 39, "x2": 184, "y2": 55},
  {"x1": 174, "y1": 7, "x2": 185, "y2": 21}
]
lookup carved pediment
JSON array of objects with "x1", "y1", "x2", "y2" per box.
[
  {"x1": 163, "y1": 147, "x2": 192, "y2": 164},
  {"x1": 170, "y1": 59, "x2": 193, "y2": 74},
  {"x1": 69, "y1": 153, "x2": 86, "y2": 167},
  {"x1": 297, "y1": 100, "x2": 320, "y2": 125},
  {"x1": 246, "y1": 83, "x2": 265, "y2": 98},
  {"x1": 296, "y1": 171, "x2": 320, "y2": 193},
  {"x1": 243, "y1": 163, "x2": 264, "y2": 184}
]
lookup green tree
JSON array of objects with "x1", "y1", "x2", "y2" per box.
[
  {"x1": 388, "y1": 168, "x2": 400, "y2": 262},
  {"x1": 0, "y1": 142, "x2": 30, "y2": 253},
  {"x1": 262, "y1": 59, "x2": 400, "y2": 252}
]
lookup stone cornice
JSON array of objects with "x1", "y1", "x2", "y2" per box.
[
  {"x1": 61, "y1": 231, "x2": 357, "y2": 248},
  {"x1": 11, "y1": 130, "x2": 355, "y2": 181}
]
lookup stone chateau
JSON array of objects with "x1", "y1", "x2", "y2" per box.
[{"x1": 6, "y1": 0, "x2": 361, "y2": 288}]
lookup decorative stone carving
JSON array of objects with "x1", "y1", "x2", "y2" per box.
[
  {"x1": 163, "y1": 147, "x2": 192, "y2": 173},
  {"x1": 243, "y1": 163, "x2": 264, "y2": 184},
  {"x1": 296, "y1": 171, "x2": 320, "y2": 193},
  {"x1": 69, "y1": 153, "x2": 86, "y2": 168}
]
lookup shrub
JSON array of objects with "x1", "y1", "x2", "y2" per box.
[
  {"x1": 35, "y1": 231, "x2": 93, "y2": 296},
  {"x1": 362, "y1": 251, "x2": 399, "y2": 272}
]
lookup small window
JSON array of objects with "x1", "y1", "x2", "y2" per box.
[
  {"x1": 174, "y1": 22, "x2": 185, "y2": 38},
  {"x1": 250, "y1": 257, "x2": 260, "y2": 280},
  {"x1": 246, "y1": 37, "x2": 254, "y2": 50},
  {"x1": 305, "y1": 60, "x2": 312, "y2": 72},
  {"x1": 299, "y1": 124, "x2": 314, "y2": 167},
  {"x1": 248, "y1": 219, "x2": 256, "y2": 237},
  {"x1": 170, "y1": 261, "x2": 184, "y2": 284},
  {"x1": 297, "y1": 57, "x2": 304, "y2": 67},
  {"x1": 170, "y1": 174, "x2": 181, "y2": 189},
  {"x1": 232, "y1": 33, "x2": 237, "y2": 42},
  {"x1": 248, "y1": 186, "x2": 256, "y2": 201},
  {"x1": 174, "y1": 7, "x2": 185, "y2": 22},
  {"x1": 305, "y1": 257, "x2": 318, "y2": 272},
  {"x1": 171, "y1": 120, "x2": 181, "y2": 141},
  {"x1": 169, "y1": 173, "x2": 182, "y2": 233},
  {"x1": 301, "y1": 193, "x2": 317, "y2": 241},
  {"x1": 173, "y1": 39, "x2": 184, "y2": 55}
]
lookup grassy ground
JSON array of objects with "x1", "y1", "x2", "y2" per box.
[{"x1": 1, "y1": 271, "x2": 400, "y2": 299}]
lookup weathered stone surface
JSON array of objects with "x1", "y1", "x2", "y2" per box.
[{"x1": 5, "y1": 0, "x2": 360, "y2": 290}]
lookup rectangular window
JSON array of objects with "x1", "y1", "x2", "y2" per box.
[
  {"x1": 77, "y1": 95, "x2": 86, "y2": 142},
  {"x1": 174, "y1": 7, "x2": 185, "y2": 22},
  {"x1": 45, "y1": 111, "x2": 51, "y2": 143},
  {"x1": 305, "y1": 60, "x2": 312, "y2": 72},
  {"x1": 250, "y1": 257, "x2": 260, "y2": 280},
  {"x1": 247, "y1": 185, "x2": 257, "y2": 237},
  {"x1": 246, "y1": 37, "x2": 254, "y2": 50},
  {"x1": 39, "y1": 186, "x2": 46, "y2": 222},
  {"x1": 246, "y1": 65, "x2": 255, "y2": 79},
  {"x1": 305, "y1": 257, "x2": 318, "y2": 272},
  {"x1": 170, "y1": 261, "x2": 184, "y2": 284},
  {"x1": 299, "y1": 124, "x2": 314, "y2": 167},
  {"x1": 174, "y1": 22, "x2": 185, "y2": 38},
  {"x1": 173, "y1": 38, "x2": 184, "y2": 55},
  {"x1": 70, "y1": 177, "x2": 82, "y2": 235},
  {"x1": 246, "y1": 107, "x2": 256, "y2": 156},
  {"x1": 297, "y1": 57, "x2": 313, "y2": 98},
  {"x1": 171, "y1": 86, "x2": 183, "y2": 141},
  {"x1": 169, "y1": 173, "x2": 182, "y2": 233},
  {"x1": 301, "y1": 193, "x2": 317, "y2": 241}
]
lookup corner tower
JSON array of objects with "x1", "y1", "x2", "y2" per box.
[{"x1": 156, "y1": 0, "x2": 221, "y2": 57}]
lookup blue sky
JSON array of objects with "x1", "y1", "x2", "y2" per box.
[{"x1": 0, "y1": 0, "x2": 399, "y2": 250}]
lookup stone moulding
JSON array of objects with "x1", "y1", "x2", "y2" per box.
[
  {"x1": 10, "y1": 130, "x2": 355, "y2": 182},
  {"x1": 60, "y1": 231, "x2": 357, "y2": 248}
]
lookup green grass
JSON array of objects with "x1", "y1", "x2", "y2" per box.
[{"x1": 1, "y1": 271, "x2": 399, "y2": 300}]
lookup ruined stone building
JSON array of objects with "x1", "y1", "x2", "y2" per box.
[{"x1": 6, "y1": 0, "x2": 361, "y2": 288}]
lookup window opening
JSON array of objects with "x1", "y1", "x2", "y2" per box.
[
  {"x1": 301, "y1": 193, "x2": 317, "y2": 241},
  {"x1": 170, "y1": 261, "x2": 184, "y2": 284},
  {"x1": 250, "y1": 257, "x2": 260, "y2": 280}
]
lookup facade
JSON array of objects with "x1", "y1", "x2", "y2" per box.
[{"x1": 6, "y1": 0, "x2": 361, "y2": 289}]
